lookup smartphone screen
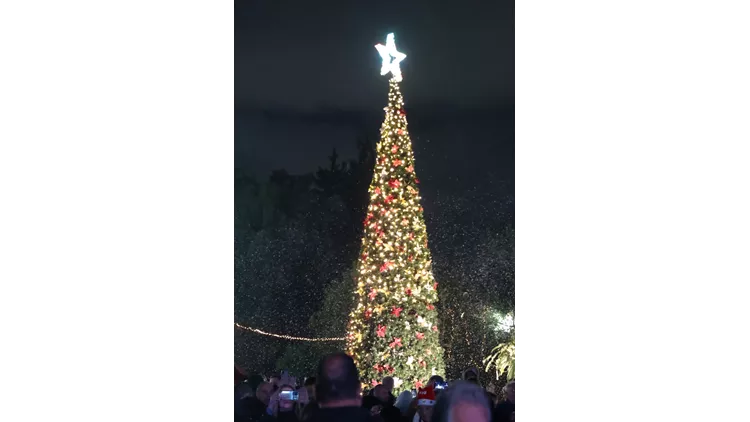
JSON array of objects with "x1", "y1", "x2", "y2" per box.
[{"x1": 279, "y1": 391, "x2": 299, "y2": 401}]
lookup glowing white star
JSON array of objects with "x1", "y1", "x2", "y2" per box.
[{"x1": 375, "y1": 33, "x2": 406, "y2": 82}]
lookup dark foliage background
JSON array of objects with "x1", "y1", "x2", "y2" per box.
[{"x1": 235, "y1": 122, "x2": 514, "y2": 385}]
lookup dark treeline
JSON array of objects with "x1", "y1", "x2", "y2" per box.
[
  {"x1": 235, "y1": 138, "x2": 375, "y2": 375},
  {"x1": 235, "y1": 136, "x2": 514, "y2": 386}
]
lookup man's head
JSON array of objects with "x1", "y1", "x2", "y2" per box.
[
  {"x1": 315, "y1": 352, "x2": 362, "y2": 408},
  {"x1": 372, "y1": 384, "x2": 390, "y2": 403},
  {"x1": 432, "y1": 381, "x2": 491, "y2": 422},
  {"x1": 462, "y1": 368, "x2": 478, "y2": 383},
  {"x1": 416, "y1": 385, "x2": 436, "y2": 422},
  {"x1": 502, "y1": 380, "x2": 515, "y2": 404},
  {"x1": 382, "y1": 376, "x2": 394, "y2": 392},
  {"x1": 268, "y1": 373, "x2": 281, "y2": 390},
  {"x1": 427, "y1": 375, "x2": 445, "y2": 388},
  {"x1": 255, "y1": 382, "x2": 274, "y2": 406},
  {"x1": 304, "y1": 376, "x2": 317, "y2": 401}
]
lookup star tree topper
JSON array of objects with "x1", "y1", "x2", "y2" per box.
[{"x1": 375, "y1": 33, "x2": 406, "y2": 82}]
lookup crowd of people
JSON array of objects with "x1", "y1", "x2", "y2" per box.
[{"x1": 235, "y1": 352, "x2": 515, "y2": 422}]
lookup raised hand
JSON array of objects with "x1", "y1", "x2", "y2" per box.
[{"x1": 297, "y1": 387, "x2": 310, "y2": 405}]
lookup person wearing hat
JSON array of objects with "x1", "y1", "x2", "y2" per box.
[
  {"x1": 405, "y1": 376, "x2": 444, "y2": 421},
  {"x1": 414, "y1": 385, "x2": 436, "y2": 422}
]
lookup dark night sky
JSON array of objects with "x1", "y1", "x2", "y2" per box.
[{"x1": 235, "y1": 0, "x2": 514, "y2": 193}]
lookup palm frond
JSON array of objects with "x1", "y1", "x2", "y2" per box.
[{"x1": 483, "y1": 335, "x2": 515, "y2": 380}]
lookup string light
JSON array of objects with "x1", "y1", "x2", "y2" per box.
[{"x1": 234, "y1": 322, "x2": 345, "y2": 342}]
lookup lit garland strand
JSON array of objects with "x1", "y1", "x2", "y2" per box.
[{"x1": 234, "y1": 322, "x2": 345, "y2": 342}]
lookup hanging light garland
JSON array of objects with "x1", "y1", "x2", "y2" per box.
[{"x1": 234, "y1": 322, "x2": 346, "y2": 342}]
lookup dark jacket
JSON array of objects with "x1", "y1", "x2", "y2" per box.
[
  {"x1": 493, "y1": 400, "x2": 515, "y2": 422},
  {"x1": 306, "y1": 406, "x2": 377, "y2": 422},
  {"x1": 300, "y1": 401, "x2": 319, "y2": 421},
  {"x1": 236, "y1": 397, "x2": 269, "y2": 422},
  {"x1": 270, "y1": 410, "x2": 299, "y2": 422},
  {"x1": 378, "y1": 405, "x2": 401, "y2": 422},
  {"x1": 362, "y1": 396, "x2": 381, "y2": 410},
  {"x1": 259, "y1": 410, "x2": 300, "y2": 422},
  {"x1": 361, "y1": 396, "x2": 400, "y2": 422}
]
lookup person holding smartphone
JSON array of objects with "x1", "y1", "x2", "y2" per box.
[{"x1": 262, "y1": 385, "x2": 300, "y2": 422}]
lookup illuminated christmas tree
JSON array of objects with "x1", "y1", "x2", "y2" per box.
[{"x1": 346, "y1": 33, "x2": 445, "y2": 391}]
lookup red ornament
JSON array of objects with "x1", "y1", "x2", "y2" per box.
[
  {"x1": 408, "y1": 255, "x2": 414, "y2": 262},
  {"x1": 391, "y1": 144, "x2": 399, "y2": 153},
  {"x1": 405, "y1": 288, "x2": 412, "y2": 296},
  {"x1": 399, "y1": 109, "x2": 406, "y2": 116},
  {"x1": 385, "y1": 195, "x2": 394, "y2": 204},
  {"x1": 361, "y1": 253, "x2": 368, "y2": 261},
  {"x1": 415, "y1": 178, "x2": 420, "y2": 184},
  {"x1": 391, "y1": 307, "x2": 403, "y2": 317},
  {"x1": 419, "y1": 207, "x2": 424, "y2": 212},
  {"x1": 387, "y1": 365, "x2": 395, "y2": 374},
  {"x1": 414, "y1": 380, "x2": 423, "y2": 389},
  {"x1": 409, "y1": 233, "x2": 415, "y2": 240},
  {"x1": 365, "y1": 310, "x2": 372, "y2": 320},
  {"x1": 364, "y1": 213, "x2": 374, "y2": 224},
  {"x1": 379, "y1": 156, "x2": 387, "y2": 165},
  {"x1": 393, "y1": 159, "x2": 402, "y2": 166},
  {"x1": 433, "y1": 282, "x2": 439, "y2": 290},
  {"x1": 372, "y1": 379, "x2": 379, "y2": 387},
  {"x1": 374, "y1": 364, "x2": 384, "y2": 373},
  {"x1": 397, "y1": 129, "x2": 404, "y2": 135},
  {"x1": 377, "y1": 325, "x2": 387, "y2": 338},
  {"x1": 406, "y1": 165, "x2": 414, "y2": 173},
  {"x1": 388, "y1": 179, "x2": 401, "y2": 189},
  {"x1": 380, "y1": 208, "x2": 387, "y2": 215},
  {"x1": 374, "y1": 187, "x2": 381, "y2": 195},
  {"x1": 416, "y1": 332, "x2": 425, "y2": 340},
  {"x1": 432, "y1": 326, "x2": 438, "y2": 332},
  {"x1": 389, "y1": 337, "x2": 403, "y2": 348},
  {"x1": 380, "y1": 261, "x2": 394, "y2": 272},
  {"x1": 369, "y1": 289, "x2": 378, "y2": 300},
  {"x1": 427, "y1": 304, "x2": 435, "y2": 311}
]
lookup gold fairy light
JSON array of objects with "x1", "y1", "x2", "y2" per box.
[{"x1": 234, "y1": 323, "x2": 345, "y2": 342}]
